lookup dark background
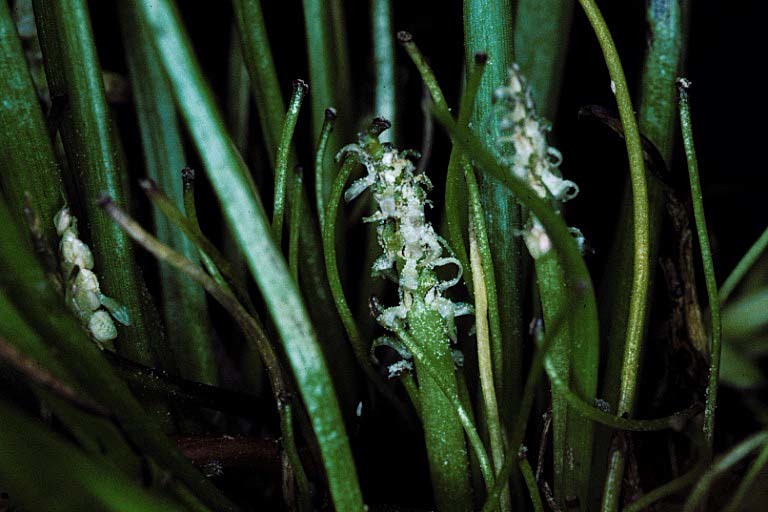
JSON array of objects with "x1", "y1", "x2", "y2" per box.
[
  {"x1": 90, "y1": 0, "x2": 768, "y2": 289},
  {"x1": 85, "y1": 0, "x2": 767, "y2": 508}
]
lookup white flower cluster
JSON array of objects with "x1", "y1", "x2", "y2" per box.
[
  {"x1": 488, "y1": 64, "x2": 584, "y2": 258},
  {"x1": 54, "y1": 206, "x2": 129, "y2": 345},
  {"x1": 341, "y1": 129, "x2": 472, "y2": 375}
]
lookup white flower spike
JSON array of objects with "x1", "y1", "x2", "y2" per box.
[
  {"x1": 342, "y1": 119, "x2": 472, "y2": 372},
  {"x1": 489, "y1": 65, "x2": 584, "y2": 259},
  {"x1": 54, "y1": 206, "x2": 126, "y2": 347}
]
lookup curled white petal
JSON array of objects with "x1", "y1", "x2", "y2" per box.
[
  {"x1": 377, "y1": 305, "x2": 409, "y2": 330},
  {"x1": 371, "y1": 336, "x2": 412, "y2": 364},
  {"x1": 541, "y1": 172, "x2": 579, "y2": 202},
  {"x1": 453, "y1": 302, "x2": 474, "y2": 317},
  {"x1": 387, "y1": 360, "x2": 414, "y2": 379},
  {"x1": 336, "y1": 143, "x2": 365, "y2": 162},
  {"x1": 429, "y1": 257, "x2": 463, "y2": 292},
  {"x1": 344, "y1": 175, "x2": 375, "y2": 203}
]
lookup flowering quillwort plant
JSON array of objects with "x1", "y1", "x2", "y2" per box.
[
  {"x1": 340, "y1": 119, "x2": 474, "y2": 510},
  {"x1": 340, "y1": 121, "x2": 472, "y2": 372},
  {"x1": 54, "y1": 206, "x2": 130, "y2": 345},
  {"x1": 0, "y1": 0, "x2": 747, "y2": 510},
  {"x1": 489, "y1": 64, "x2": 584, "y2": 258}
]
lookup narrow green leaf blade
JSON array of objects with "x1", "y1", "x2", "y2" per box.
[{"x1": 133, "y1": 2, "x2": 363, "y2": 508}]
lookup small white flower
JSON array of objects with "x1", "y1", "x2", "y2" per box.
[
  {"x1": 72, "y1": 268, "x2": 102, "y2": 312},
  {"x1": 523, "y1": 217, "x2": 552, "y2": 260},
  {"x1": 54, "y1": 207, "x2": 74, "y2": 236},
  {"x1": 53, "y1": 205, "x2": 127, "y2": 344},
  {"x1": 88, "y1": 310, "x2": 117, "y2": 342},
  {"x1": 60, "y1": 231, "x2": 94, "y2": 273}
]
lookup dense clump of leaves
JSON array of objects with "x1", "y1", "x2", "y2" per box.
[{"x1": 1, "y1": 1, "x2": 767, "y2": 511}]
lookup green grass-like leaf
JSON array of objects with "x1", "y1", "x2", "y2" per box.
[
  {"x1": 0, "y1": 0, "x2": 63, "y2": 243},
  {"x1": 32, "y1": 0, "x2": 163, "y2": 365},
  {"x1": 118, "y1": 0, "x2": 215, "y2": 384},
  {"x1": 133, "y1": 2, "x2": 363, "y2": 508},
  {"x1": 463, "y1": 0, "x2": 526, "y2": 428}
]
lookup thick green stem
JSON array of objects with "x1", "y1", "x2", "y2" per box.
[
  {"x1": 302, "y1": 0, "x2": 347, "y2": 183},
  {"x1": 395, "y1": 328, "x2": 494, "y2": 492},
  {"x1": 514, "y1": 16, "x2": 594, "y2": 498},
  {"x1": 328, "y1": 0, "x2": 352, "y2": 124},
  {"x1": 372, "y1": 0, "x2": 395, "y2": 141},
  {"x1": 537, "y1": 249, "x2": 598, "y2": 507},
  {"x1": 0, "y1": 0, "x2": 63, "y2": 244},
  {"x1": 135, "y1": 2, "x2": 363, "y2": 508},
  {"x1": 507, "y1": 7, "x2": 599, "y2": 501},
  {"x1": 408, "y1": 296, "x2": 473, "y2": 512},
  {"x1": 32, "y1": 0, "x2": 162, "y2": 365},
  {"x1": 463, "y1": 0, "x2": 525, "y2": 427},
  {"x1": 118, "y1": 0, "x2": 215, "y2": 384},
  {"x1": 639, "y1": 0, "x2": 686, "y2": 163},
  {"x1": 678, "y1": 80, "x2": 721, "y2": 457},
  {"x1": 514, "y1": 0, "x2": 574, "y2": 119}
]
